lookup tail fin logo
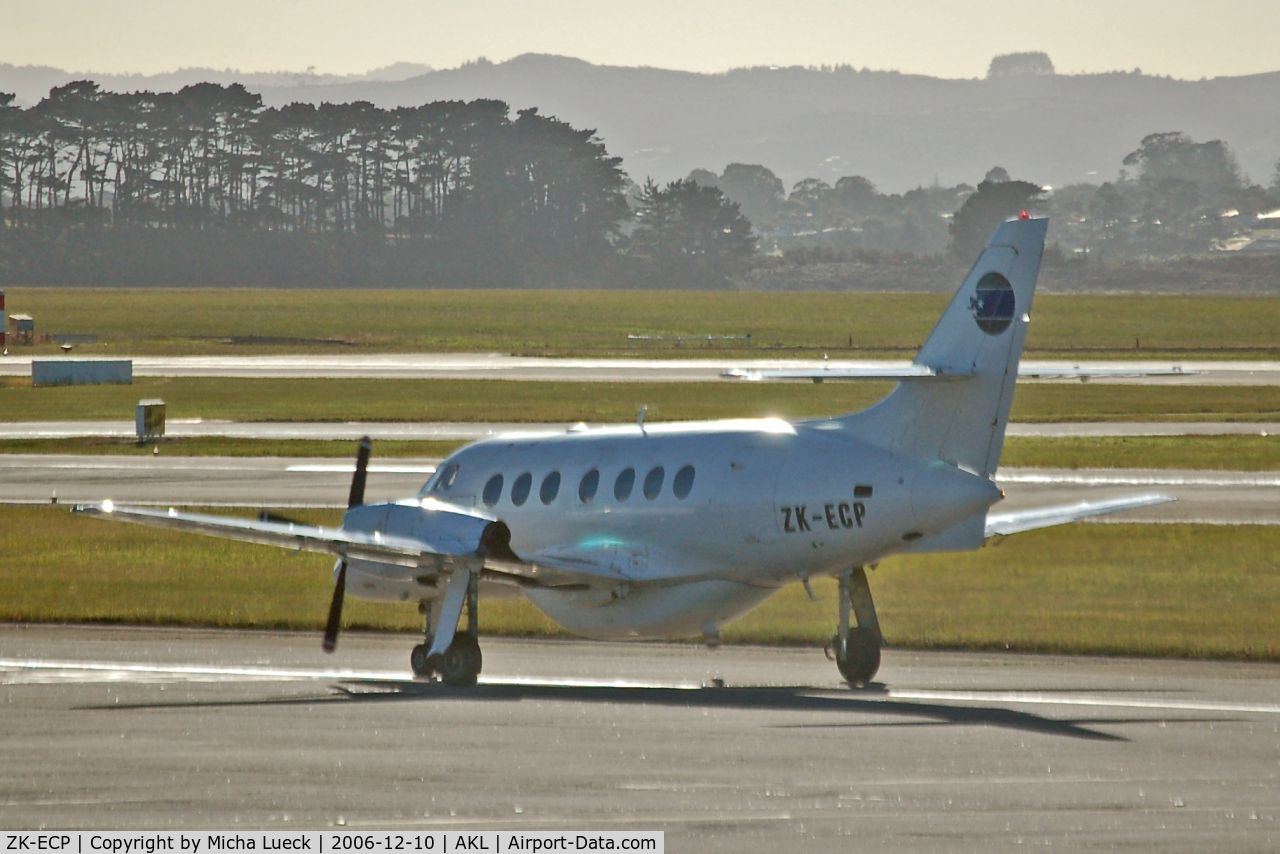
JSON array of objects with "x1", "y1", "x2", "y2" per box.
[{"x1": 969, "y1": 272, "x2": 1015, "y2": 335}]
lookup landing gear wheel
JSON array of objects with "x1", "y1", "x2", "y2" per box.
[
  {"x1": 438, "y1": 634, "x2": 482, "y2": 687},
  {"x1": 410, "y1": 643, "x2": 434, "y2": 679},
  {"x1": 835, "y1": 626, "x2": 881, "y2": 686},
  {"x1": 834, "y1": 566, "x2": 882, "y2": 687}
]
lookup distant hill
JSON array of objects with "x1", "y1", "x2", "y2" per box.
[
  {"x1": 3, "y1": 54, "x2": 1278, "y2": 192},
  {"x1": 0, "y1": 61, "x2": 433, "y2": 104}
]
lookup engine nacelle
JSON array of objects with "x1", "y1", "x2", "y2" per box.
[
  {"x1": 342, "y1": 497, "x2": 507, "y2": 558},
  {"x1": 337, "y1": 498, "x2": 516, "y2": 603}
]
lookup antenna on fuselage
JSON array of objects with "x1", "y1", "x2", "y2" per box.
[{"x1": 636, "y1": 405, "x2": 648, "y2": 436}]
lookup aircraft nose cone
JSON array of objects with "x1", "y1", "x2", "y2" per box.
[{"x1": 909, "y1": 462, "x2": 1002, "y2": 532}]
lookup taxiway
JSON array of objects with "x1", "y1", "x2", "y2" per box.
[
  {"x1": 1, "y1": 624, "x2": 1276, "y2": 849},
  {"x1": 3, "y1": 354, "x2": 1276, "y2": 384},
  {"x1": 0, "y1": 419, "x2": 1274, "y2": 441}
]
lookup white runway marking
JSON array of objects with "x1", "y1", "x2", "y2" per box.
[
  {"x1": 0, "y1": 658, "x2": 690, "y2": 691},
  {"x1": 4, "y1": 658, "x2": 1279, "y2": 716},
  {"x1": 0, "y1": 459, "x2": 434, "y2": 474},
  {"x1": 286, "y1": 464, "x2": 437, "y2": 474},
  {"x1": 998, "y1": 471, "x2": 1280, "y2": 487}
]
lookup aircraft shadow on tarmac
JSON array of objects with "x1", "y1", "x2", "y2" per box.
[{"x1": 69, "y1": 677, "x2": 1240, "y2": 742}]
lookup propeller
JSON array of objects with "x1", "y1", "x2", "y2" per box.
[{"x1": 323, "y1": 436, "x2": 372, "y2": 653}]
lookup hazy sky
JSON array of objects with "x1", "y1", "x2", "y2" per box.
[{"x1": 6, "y1": 0, "x2": 1275, "y2": 79}]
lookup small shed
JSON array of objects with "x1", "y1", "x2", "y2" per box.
[
  {"x1": 136, "y1": 399, "x2": 166, "y2": 443},
  {"x1": 9, "y1": 314, "x2": 34, "y2": 344}
]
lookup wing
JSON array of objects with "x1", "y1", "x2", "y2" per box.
[
  {"x1": 72, "y1": 502, "x2": 612, "y2": 590},
  {"x1": 984, "y1": 494, "x2": 1174, "y2": 538}
]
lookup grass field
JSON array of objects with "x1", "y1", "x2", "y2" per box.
[
  {"x1": 5, "y1": 376, "x2": 1279, "y2": 425},
  {"x1": 997, "y1": 435, "x2": 1279, "y2": 470},
  {"x1": 0, "y1": 434, "x2": 1275, "y2": 471},
  {"x1": 1, "y1": 506, "x2": 1274, "y2": 660},
  {"x1": 8, "y1": 288, "x2": 1279, "y2": 358}
]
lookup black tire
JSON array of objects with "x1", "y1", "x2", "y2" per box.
[
  {"x1": 836, "y1": 625, "x2": 881, "y2": 686},
  {"x1": 410, "y1": 643, "x2": 433, "y2": 679},
  {"x1": 439, "y1": 634, "x2": 483, "y2": 687}
]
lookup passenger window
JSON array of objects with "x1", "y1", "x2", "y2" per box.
[
  {"x1": 482, "y1": 474, "x2": 503, "y2": 507},
  {"x1": 614, "y1": 467, "x2": 635, "y2": 501},
  {"x1": 673, "y1": 465, "x2": 695, "y2": 499},
  {"x1": 511, "y1": 472, "x2": 532, "y2": 506},
  {"x1": 643, "y1": 466, "x2": 665, "y2": 500},
  {"x1": 579, "y1": 469, "x2": 600, "y2": 503},
  {"x1": 540, "y1": 471, "x2": 561, "y2": 505}
]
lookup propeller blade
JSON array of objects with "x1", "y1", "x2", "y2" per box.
[
  {"x1": 322, "y1": 560, "x2": 347, "y2": 653},
  {"x1": 347, "y1": 436, "x2": 372, "y2": 509}
]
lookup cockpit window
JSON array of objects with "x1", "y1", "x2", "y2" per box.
[
  {"x1": 482, "y1": 474, "x2": 503, "y2": 507},
  {"x1": 431, "y1": 463, "x2": 460, "y2": 493},
  {"x1": 511, "y1": 472, "x2": 532, "y2": 506}
]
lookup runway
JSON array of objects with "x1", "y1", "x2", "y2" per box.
[
  {"x1": 1, "y1": 624, "x2": 1276, "y2": 848},
  {"x1": 0, "y1": 419, "x2": 1274, "y2": 440},
  {"x1": 3, "y1": 454, "x2": 1277, "y2": 524},
  {"x1": 3, "y1": 354, "x2": 1276, "y2": 384}
]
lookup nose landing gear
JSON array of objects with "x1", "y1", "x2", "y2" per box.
[{"x1": 832, "y1": 566, "x2": 881, "y2": 686}]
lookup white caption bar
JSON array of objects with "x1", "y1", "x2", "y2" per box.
[{"x1": 0, "y1": 833, "x2": 663, "y2": 854}]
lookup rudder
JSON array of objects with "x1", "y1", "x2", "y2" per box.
[{"x1": 841, "y1": 216, "x2": 1048, "y2": 477}]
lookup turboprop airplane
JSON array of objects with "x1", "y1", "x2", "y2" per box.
[{"x1": 75, "y1": 215, "x2": 1170, "y2": 687}]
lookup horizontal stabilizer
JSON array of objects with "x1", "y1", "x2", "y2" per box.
[
  {"x1": 721, "y1": 366, "x2": 969, "y2": 382},
  {"x1": 722, "y1": 365, "x2": 1192, "y2": 383},
  {"x1": 1017, "y1": 366, "x2": 1193, "y2": 381},
  {"x1": 984, "y1": 494, "x2": 1174, "y2": 538}
]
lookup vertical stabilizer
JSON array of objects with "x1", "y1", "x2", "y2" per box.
[{"x1": 841, "y1": 216, "x2": 1047, "y2": 477}]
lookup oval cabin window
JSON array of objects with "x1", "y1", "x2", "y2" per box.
[
  {"x1": 482, "y1": 474, "x2": 503, "y2": 507},
  {"x1": 579, "y1": 469, "x2": 600, "y2": 503},
  {"x1": 643, "y1": 466, "x2": 665, "y2": 500},
  {"x1": 511, "y1": 472, "x2": 532, "y2": 506},
  {"x1": 614, "y1": 467, "x2": 635, "y2": 501},
  {"x1": 540, "y1": 471, "x2": 561, "y2": 505},
  {"x1": 673, "y1": 465, "x2": 695, "y2": 499}
]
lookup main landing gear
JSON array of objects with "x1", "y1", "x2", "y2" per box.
[
  {"x1": 411, "y1": 570, "x2": 483, "y2": 687},
  {"x1": 831, "y1": 566, "x2": 882, "y2": 686}
]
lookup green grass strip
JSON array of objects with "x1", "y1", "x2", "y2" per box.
[
  {"x1": 999, "y1": 435, "x2": 1279, "y2": 471},
  {"x1": 2, "y1": 506, "x2": 1276, "y2": 661},
  {"x1": 5, "y1": 377, "x2": 1279, "y2": 424},
  {"x1": 9, "y1": 288, "x2": 1279, "y2": 358}
]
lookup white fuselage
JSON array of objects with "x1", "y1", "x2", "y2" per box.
[{"x1": 347, "y1": 416, "x2": 1001, "y2": 641}]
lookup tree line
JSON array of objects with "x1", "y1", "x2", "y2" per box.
[
  {"x1": 0, "y1": 81, "x2": 754, "y2": 286},
  {"x1": 688, "y1": 132, "x2": 1280, "y2": 263},
  {"x1": 2, "y1": 79, "x2": 1278, "y2": 287}
]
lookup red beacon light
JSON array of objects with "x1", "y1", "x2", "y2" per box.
[{"x1": 1018, "y1": 210, "x2": 1031, "y2": 220}]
